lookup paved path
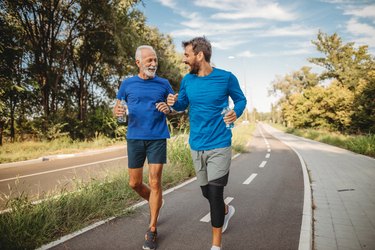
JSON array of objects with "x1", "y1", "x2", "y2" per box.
[
  {"x1": 263, "y1": 124, "x2": 375, "y2": 250},
  {"x1": 5, "y1": 123, "x2": 374, "y2": 249},
  {"x1": 40, "y1": 123, "x2": 306, "y2": 250}
]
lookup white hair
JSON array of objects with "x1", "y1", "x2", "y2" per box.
[{"x1": 135, "y1": 45, "x2": 156, "y2": 62}]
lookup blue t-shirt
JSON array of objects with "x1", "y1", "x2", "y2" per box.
[
  {"x1": 116, "y1": 75, "x2": 174, "y2": 139},
  {"x1": 172, "y1": 68, "x2": 247, "y2": 150}
]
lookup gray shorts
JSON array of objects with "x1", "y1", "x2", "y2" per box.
[{"x1": 191, "y1": 146, "x2": 232, "y2": 186}]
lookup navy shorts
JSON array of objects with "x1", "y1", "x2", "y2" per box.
[{"x1": 127, "y1": 139, "x2": 167, "y2": 168}]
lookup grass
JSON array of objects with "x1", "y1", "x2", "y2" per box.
[
  {"x1": 0, "y1": 135, "x2": 125, "y2": 164},
  {"x1": 232, "y1": 122, "x2": 256, "y2": 153},
  {"x1": 276, "y1": 125, "x2": 375, "y2": 157},
  {"x1": 0, "y1": 123, "x2": 255, "y2": 249}
]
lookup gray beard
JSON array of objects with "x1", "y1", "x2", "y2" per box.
[{"x1": 143, "y1": 67, "x2": 157, "y2": 78}]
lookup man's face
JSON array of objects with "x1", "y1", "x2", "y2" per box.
[
  {"x1": 138, "y1": 49, "x2": 158, "y2": 78},
  {"x1": 183, "y1": 44, "x2": 200, "y2": 75}
]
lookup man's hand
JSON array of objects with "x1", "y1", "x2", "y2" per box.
[
  {"x1": 223, "y1": 110, "x2": 237, "y2": 124},
  {"x1": 156, "y1": 102, "x2": 171, "y2": 114},
  {"x1": 113, "y1": 100, "x2": 126, "y2": 117},
  {"x1": 167, "y1": 93, "x2": 178, "y2": 106}
]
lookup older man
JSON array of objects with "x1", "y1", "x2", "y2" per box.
[{"x1": 114, "y1": 45, "x2": 173, "y2": 250}]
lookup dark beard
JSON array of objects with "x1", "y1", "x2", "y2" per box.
[{"x1": 189, "y1": 61, "x2": 200, "y2": 75}]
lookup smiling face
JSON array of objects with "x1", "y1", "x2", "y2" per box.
[
  {"x1": 183, "y1": 44, "x2": 201, "y2": 75},
  {"x1": 137, "y1": 48, "x2": 158, "y2": 79}
]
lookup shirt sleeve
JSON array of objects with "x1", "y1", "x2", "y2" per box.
[
  {"x1": 166, "y1": 80, "x2": 175, "y2": 96},
  {"x1": 172, "y1": 77, "x2": 189, "y2": 111},
  {"x1": 228, "y1": 73, "x2": 247, "y2": 117},
  {"x1": 116, "y1": 80, "x2": 126, "y2": 101}
]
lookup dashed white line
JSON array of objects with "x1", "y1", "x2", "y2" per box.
[
  {"x1": 267, "y1": 149, "x2": 271, "y2": 152},
  {"x1": 243, "y1": 173, "x2": 257, "y2": 185},
  {"x1": 266, "y1": 153, "x2": 270, "y2": 158},
  {"x1": 259, "y1": 161, "x2": 267, "y2": 168},
  {"x1": 200, "y1": 197, "x2": 234, "y2": 222}
]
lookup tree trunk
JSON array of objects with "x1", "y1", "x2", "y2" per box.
[{"x1": 0, "y1": 121, "x2": 4, "y2": 146}]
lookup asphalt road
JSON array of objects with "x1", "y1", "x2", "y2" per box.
[
  {"x1": 0, "y1": 146, "x2": 128, "y2": 208},
  {"x1": 47, "y1": 124, "x2": 304, "y2": 250}
]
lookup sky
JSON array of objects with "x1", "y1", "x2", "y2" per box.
[{"x1": 137, "y1": 0, "x2": 375, "y2": 112}]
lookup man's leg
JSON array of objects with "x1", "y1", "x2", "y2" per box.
[
  {"x1": 127, "y1": 139, "x2": 149, "y2": 200},
  {"x1": 206, "y1": 184, "x2": 225, "y2": 248},
  {"x1": 128, "y1": 167, "x2": 150, "y2": 200},
  {"x1": 206, "y1": 147, "x2": 232, "y2": 249},
  {"x1": 148, "y1": 163, "x2": 163, "y2": 231}
]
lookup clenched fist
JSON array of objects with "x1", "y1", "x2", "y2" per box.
[{"x1": 167, "y1": 93, "x2": 178, "y2": 106}]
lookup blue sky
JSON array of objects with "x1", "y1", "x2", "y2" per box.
[{"x1": 138, "y1": 0, "x2": 375, "y2": 112}]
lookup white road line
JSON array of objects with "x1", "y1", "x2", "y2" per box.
[
  {"x1": 243, "y1": 173, "x2": 257, "y2": 185},
  {"x1": 267, "y1": 149, "x2": 271, "y2": 152},
  {"x1": 266, "y1": 153, "x2": 270, "y2": 158},
  {"x1": 200, "y1": 197, "x2": 234, "y2": 223},
  {"x1": 232, "y1": 153, "x2": 241, "y2": 160},
  {"x1": 0, "y1": 156, "x2": 127, "y2": 183},
  {"x1": 259, "y1": 161, "x2": 267, "y2": 168}
]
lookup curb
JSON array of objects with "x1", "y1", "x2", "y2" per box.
[{"x1": 262, "y1": 124, "x2": 312, "y2": 250}]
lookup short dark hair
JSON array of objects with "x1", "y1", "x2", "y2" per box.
[{"x1": 182, "y1": 36, "x2": 212, "y2": 63}]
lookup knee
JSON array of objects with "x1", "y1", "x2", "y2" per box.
[
  {"x1": 148, "y1": 177, "x2": 161, "y2": 190},
  {"x1": 201, "y1": 185, "x2": 209, "y2": 199},
  {"x1": 129, "y1": 180, "x2": 142, "y2": 190}
]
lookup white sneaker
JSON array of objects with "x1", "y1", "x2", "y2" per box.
[
  {"x1": 222, "y1": 205, "x2": 235, "y2": 233},
  {"x1": 211, "y1": 246, "x2": 221, "y2": 250}
]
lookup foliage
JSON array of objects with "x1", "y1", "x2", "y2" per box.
[
  {"x1": 270, "y1": 31, "x2": 375, "y2": 134},
  {"x1": 282, "y1": 126, "x2": 375, "y2": 158},
  {"x1": 0, "y1": 0, "x2": 185, "y2": 145}
]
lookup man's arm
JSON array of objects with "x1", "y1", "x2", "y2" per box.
[
  {"x1": 167, "y1": 79, "x2": 189, "y2": 111},
  {"x1": 228, "y1": 73, "x2": 247, "y2": 119}
]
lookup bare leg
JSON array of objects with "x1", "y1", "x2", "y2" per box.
[
  {"x1": 128, "y1": 168, "x2": 150, "y2": 201},
  {"x1": 148, "y1": 163, "x2": 163, "y2": 231},
  {"x1": 212, "y1": 226, "x2": 222, "y2": 247}
]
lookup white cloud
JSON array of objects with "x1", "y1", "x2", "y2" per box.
[
  {"x1": 320, "y1": 0, "x2": 368, "y2": 3},
  {"x1": 258, "y1": 25, "x2": 318, "y2": 37},
  {"x1": 212, "y1": 3, "x2": 297, "y2": 21},
  {"x1": 344, "y1": 4, "x2": 375, "y2": 20},
  {"x1": 157, "y1": 0, "x2": 177, "y2": 9},
  {"x1": 193, "y1": 0, "x2": 238, "y2": 11},
  {"x1": 237, "y1": 50, "x2": 255, "y2": 58},
  {"x1": 181, "y1": 18, "x2": 264, "y2": 31},
  {"x1": 170, "y1": 29, "x2": 208, "y2": 38},
  {"x1": 170, "y1": 11, "x2": 264, "y2": 39},
  {"x1": 346, "y1": 18, "x2": 375, "y2": 46},
  {"x1": 193, "y1": 0, "x2": 297, "y2": 21}
]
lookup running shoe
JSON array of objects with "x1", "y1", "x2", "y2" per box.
[
  {"x1": 142, "y1": 229, "x2": 157, "y2": 250},
  {"x1": 222, "y1": 205, "x2": 235, "y2": 233}
]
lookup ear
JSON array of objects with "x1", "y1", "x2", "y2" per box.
[
  {"x1": 136, "y1": 59, "x2": 141, "y2": 67},
  {"x1": 197, "y1": 51, "x2": 204, "y2": 62}
]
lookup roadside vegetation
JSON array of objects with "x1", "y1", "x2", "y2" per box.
[
  {"x1": 0, "y1": 123, "x2": 254, "y2": 249},
  {"x1": 0, "y1": 134, "x2": 126, "y2": 164},
  {"x1": 271, "y1": 123, "x2": 375, "y2": 157}
]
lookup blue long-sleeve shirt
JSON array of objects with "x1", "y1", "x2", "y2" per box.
[{"x1": 172, "y1": 67, "x2": 247, "y2": 150}]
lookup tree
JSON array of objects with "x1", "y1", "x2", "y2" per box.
[
  {"x1": 1, "y1": 0, "x2": 186, "y2": 142},
  {"x1": 310, "y1": 31, "x2": 375, "y2": 133}
]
